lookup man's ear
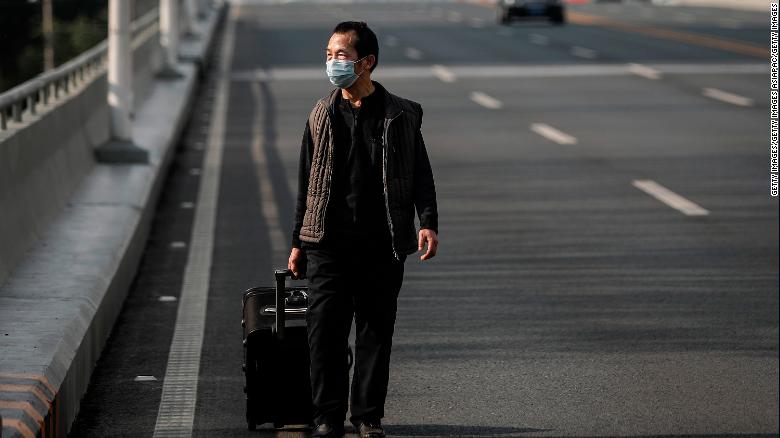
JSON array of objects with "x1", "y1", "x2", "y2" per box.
[{"x1": 363, "y1": 54, "x2": 376, "y2": 72}]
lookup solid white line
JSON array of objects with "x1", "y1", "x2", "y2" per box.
[
  {"x1": 530, "y1": 34, "x2": 549, "y2": 45},
  {"x1": 530, "y1": 123, "x2": 578, "y2": 145},
  {"x1": 169, "y1": 241, "x2": 187, "y2": 249},
  {"x1": 571, "y1": 46, "x2": 597, "y2": 59},
  {"x1": 152, "y1": 5, "x2": 237, "y2": 438},
  {"x1": 159, "y1": 296, "x2": 178, "y2": 302},
  {"x1": 431, "y1": 64, "x2": 457, "y2": 83},
  {"x1": 229, "y1": 63, "x2": 766, "y2": 82},
  {"x1": 470, "y1": 91, "x2": 503, "y2": 109},
  {"x1": 627, "y1": 63, "x2": 662, "y2": 80},
  {"x1": 250, "y1": 82, "x2": 287, "y2": 258},
  {"x1": 702, "y1": 87, "x2": 754, "y2": 107},
  {"x1": 405, "y1": 47, "x2": 423, "y2": 60},
  {"x1": 632, "y1": 179, "x2": 710, "y2": 216},
  {"x1": 135, "y1": 376, "x2": 158, "y2": 382}
]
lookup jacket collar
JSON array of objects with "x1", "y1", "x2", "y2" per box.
[{"x1": 325, "y1": 81, "x2": 403, "y2": 120}]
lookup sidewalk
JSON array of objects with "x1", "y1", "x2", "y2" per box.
[{"x1": 0, "y1": 6, "x2": 225, "y2": 438}]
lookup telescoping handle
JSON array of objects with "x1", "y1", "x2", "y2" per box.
[{"x1": 273, "y1": 268, "x2": 294, "y2": 339}]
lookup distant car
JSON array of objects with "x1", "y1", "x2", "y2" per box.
[{"x1": 496, "y1": 0, "x2": 566, "y2": 25}]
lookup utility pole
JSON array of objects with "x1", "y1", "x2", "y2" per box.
[
  {"x1": 158, "y1": 0, "x2": 183, "y2": 77},
  {"x1": 96, "y1": 0, "x2": 148, "y2": 163}
]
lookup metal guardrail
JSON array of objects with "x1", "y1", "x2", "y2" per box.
[{"x1": 0, "y1": 9, "x2": 160, "y2": 132}]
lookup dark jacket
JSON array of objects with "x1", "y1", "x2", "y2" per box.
[{"x1": 292, "y1": 82, "x2": 438, "y2": 261}]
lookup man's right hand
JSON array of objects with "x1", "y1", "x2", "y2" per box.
[{"x1": 288, "y1": 247, "x2": 306, "y2": 279}]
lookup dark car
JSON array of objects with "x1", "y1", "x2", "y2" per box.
[{"x1": 496, "y1": 0, "x2": 566, "y2": 25}]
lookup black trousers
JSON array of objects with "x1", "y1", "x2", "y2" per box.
[{"x1": 302, "y1": 236, "x2": 405, "y2": 426}]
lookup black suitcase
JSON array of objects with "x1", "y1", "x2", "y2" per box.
[{"x1": 242, "y1": 268, "x2": 313, "y2": 430}]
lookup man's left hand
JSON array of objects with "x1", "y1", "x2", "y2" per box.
[{"x1": 418, "y1": 229, "x2": 438, "y2": 261}]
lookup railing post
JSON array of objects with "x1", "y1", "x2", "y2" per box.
[
  {"x1": 158, "y1": 0, "x2": 184, "y2": 77},
  {"x1": 96, "y1": 0, "x2": 149, "y2": 163}
]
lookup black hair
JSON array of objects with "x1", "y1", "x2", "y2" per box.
[{"x1": 332, "y1": 21, "x2": 379, "y2": 72}]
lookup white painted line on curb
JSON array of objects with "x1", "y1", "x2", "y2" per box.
[
  {"x1": 530, "y1": 123, "x2": 578, "y2": 145},
  {"x1": 702, "y1": 87, "x2": 754, "y2": 107},
  {"x1": 571, "y1": 46, "x2": 597, "y2": 59},
  {"x1": 152, "y1": 5, "x2": 237, "y2": 438},
  {"x1": 431, "y1": 65, "x2": 457, "y2": 83},
  {"x1": 159, "y1": 296, "x2": 178, "y2": 302},
  {"x1": 169, "y1": 241, "x2": 187, "y2": 249},
  {"x1": 470, "y1": 91, "x2": 503, "y2": 109},
  {"x1": 135, "y1": 376, "x2": 158, "y2": 382},
  {"x1": 251, "y1": 81, "x2": 287, "y2": 258},
  {"x1": 180, "y1": 201, "x2": 195, "y2": 209},
  {"x1": 405, "y1": 47, "x2": 423, "y2": 60},
  {"x1": 530, "y1": 34, "x2": 549, "y2": 45},
  {"x1": 632, "y1": 180, "x2": 710, "y2": 216},
  {"x1": 627, "y1": 63, "x2": 662, "y2": 80}
]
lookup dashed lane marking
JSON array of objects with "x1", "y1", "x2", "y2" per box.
[
  {"x1": 702, "y1": 87, "x2": 754, "y2": 107},
  {"x1": 431, "y1": 65, "x2": 457, "y2": 83},
  {"x1": 530, "y1": 34, "x2": 549, "y2": 45},
  {"x1": 627, "y1": 63, "x2": 662, "y2": 80},
  {"x1": 152, "y1": 4, "x2": 238, "y2": 438},
  {"x1": 470, "y1": 91, "x2": 503, "y2": 109},
  {"x1": 571, "y1": 46, "x2": 597, "y2": 59},
  {"x1": 632, "y1": 179, "x2": 710, "y2": 216},
  {"x1": 405, "y1": 47, "x2": 423, "y2": 60},
  {"x1": 530, "y1": 123, "x2": 578, "y2": 145}
]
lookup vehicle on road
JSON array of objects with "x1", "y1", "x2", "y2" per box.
[{"x1": 496, "y1": 0, "x2": 566, "y2": 25}]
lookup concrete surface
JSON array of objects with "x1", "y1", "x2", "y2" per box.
[{"x1": 0, "y1": 5, "x2": 224, "y2": 438}]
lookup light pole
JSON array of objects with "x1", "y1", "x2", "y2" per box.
[{"x1": 158, "y1": 0, "x2": 184, "y2": 78}]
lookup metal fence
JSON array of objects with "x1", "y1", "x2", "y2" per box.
[{"x1": 0, "y1": 9, "x2": 159, "y2": 132}]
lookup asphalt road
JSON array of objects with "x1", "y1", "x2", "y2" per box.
[{"x1": 70, "y1": 1, "x2": 778, "y2": 437}]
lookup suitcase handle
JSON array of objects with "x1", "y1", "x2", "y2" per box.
[{"x1": 273, "y1": 269, "x2": 294, "y2": 339}]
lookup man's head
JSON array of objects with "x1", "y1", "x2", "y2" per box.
[{"x1": 326, "y1": 21, "x2": 379, "y2": 76}]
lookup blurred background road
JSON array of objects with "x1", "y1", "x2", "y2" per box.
[{"x1": 69, "y1": 1, "x2": 778, "y2": 437}]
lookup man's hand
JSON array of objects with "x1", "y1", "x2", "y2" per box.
[
  {"x1": 288, "y1": 247, "x2": 306, "y2": 279},
  {"x1": 418, "y1": 229, "x2": 438, "y2": 261}
]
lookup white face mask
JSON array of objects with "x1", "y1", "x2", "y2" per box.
[{"x1": 325, "y1": 56, "x2": 368, "y2": 88}]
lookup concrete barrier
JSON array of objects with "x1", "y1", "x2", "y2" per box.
[{"x1": 0, "y1": 4, "x2": 225, "y2": 438}]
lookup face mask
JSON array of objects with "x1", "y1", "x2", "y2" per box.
[{"x1": 326, "y1": 56, "x2": 367, "y2": 89}]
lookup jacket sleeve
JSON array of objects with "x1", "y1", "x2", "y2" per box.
[
  {"x1": 412, "y1": 107, "x2": 438, "y2": 234},
  {"x1": 292, "y1": 119, "x2": 314, "y2": 249}
]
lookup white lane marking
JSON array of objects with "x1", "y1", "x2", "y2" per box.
[
  {"x1": 169, "y1": 241, "x2": 187, "y2": 249},
  {"x1": 230, "y1": 63, "x2": 766, "y2": 82},
  {"x1": 530, "y1": 123, "x2": 578, "y2": 145},
  {"x1": 702, "y1": 87, "x2": 753, "y2": 107},
  {"x1": 431, "y1": 64, "x2": 457, "y2": 83},
  {"x1": 250, "y1": 82, "x2": 287, "y2": 258},
  {"x1": 470, "y1": 18, "x2": 485, "y2": 28},
  {"x1": 498, "y1": 28, "x2": 514, "y2": 37},
  {"x1": 632, "y1": 180, "x2": 710, "y2": 216},
  {"x1": 135, "y1": 376, "x2": 158, "y2": 382},
  {"x1": 385, "y1": 35, "x2": 398, "y2": 47},
  {"x1": 159, "y1": 296, "x2": 178, "y2": 302},
  {"x1": 405, "y1": 47, "x2": 423, "y2": 60},
  {"x1": 189, "y1": 168, "x2": 201, "y2": 176},
  {"x1": 470, "y1": 91, "x2": 503, "y2": 109},
  {"x1": 152, "y1": 5, "x2": 237, "y2": 438},
  {"x1": 180, "y1": 201, "x2": 195, "y2": 209},
  {"x1": 571, "y1": 46, "x2": 597, "y2": 59},
  {"x1": 448, "y1": 11, "x2": 462, "y2": 22},
  {"x1": 530, "y1": 34, "x2": 549, "y2": 45},
  {"x1": 627, "y1": 63, "x2": 662, "y2": 80}
]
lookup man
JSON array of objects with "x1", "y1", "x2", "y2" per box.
[{"x1": 287, "y1": 21, "x2": 439, "y2": 438}]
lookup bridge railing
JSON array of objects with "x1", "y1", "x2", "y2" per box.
[{"x1": 0, "y1": 8, "x2": 159, "y2": 131}]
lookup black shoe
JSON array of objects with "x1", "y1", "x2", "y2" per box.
[
  {"x1": 354, "y1": 421, "x2": 385, "y2": 438},
  {"x1": 311, "y1": 423, "x2": 345, "y2": 438}
]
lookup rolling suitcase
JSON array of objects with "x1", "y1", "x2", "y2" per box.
[{"x1": 242, "y1": 268, "x2": 313, "y2": 430}]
